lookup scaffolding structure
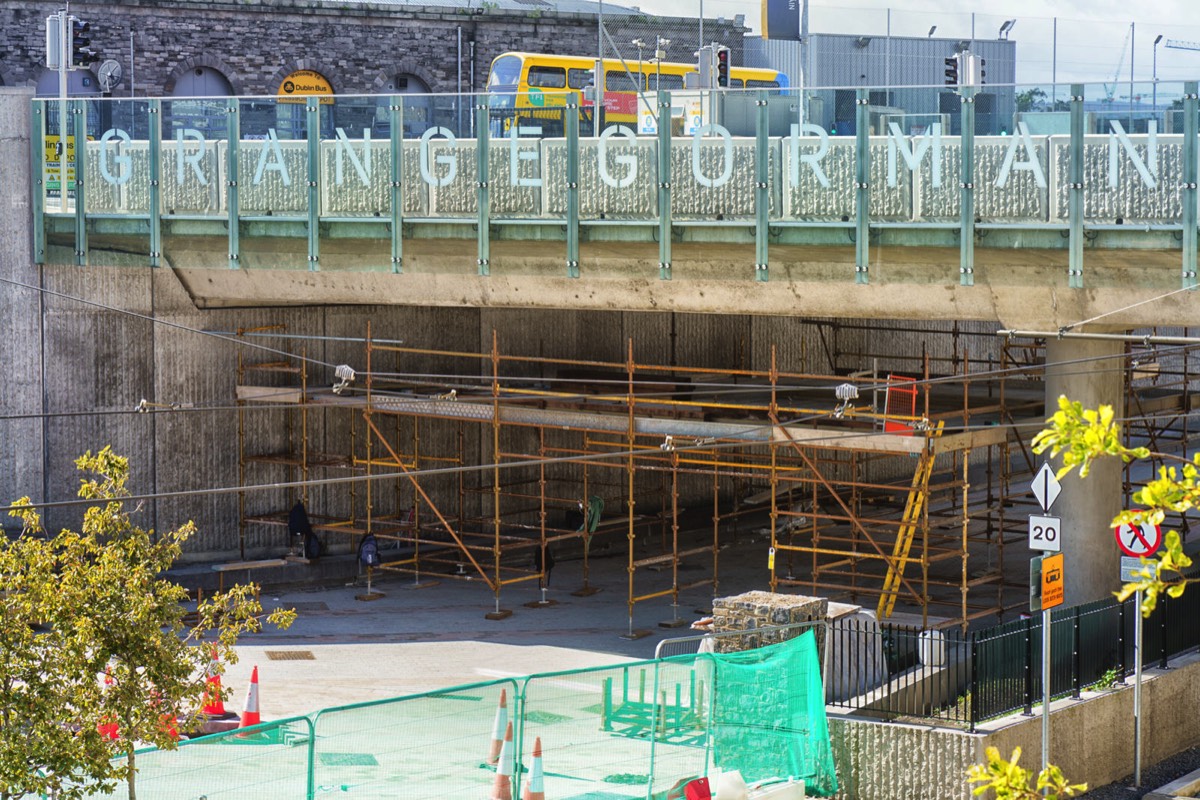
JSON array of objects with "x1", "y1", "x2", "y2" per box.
[{"x1": 232, "y1": 323, "x2": 1197, "y2": 631}]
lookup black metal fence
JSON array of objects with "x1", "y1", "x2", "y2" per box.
[{"x1": 824, "y1": 588, "x2": 1200, "y2": 731}]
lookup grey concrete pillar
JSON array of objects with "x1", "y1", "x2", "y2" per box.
[
  {"x1": 0, "y1": 88, "x2": 44, "y2": 519},
  {"x1": 1044, "y1": 337, "x2": 1126, "y2": 607}
]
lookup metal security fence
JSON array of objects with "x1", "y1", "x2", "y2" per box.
[
  {"x1": 91, "y1": 636, "x2": 835, "y2": 799},
  {"x1": 970, "y1": 590, "x2": 1200, "y2": 729}
]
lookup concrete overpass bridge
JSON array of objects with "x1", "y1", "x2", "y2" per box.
[
  {"x1": 32, "y1": 83, "x2": 1200, "y2": 328},
  {"x1": 9, "y1": 83, "x2": 1200, "y2": 623}
]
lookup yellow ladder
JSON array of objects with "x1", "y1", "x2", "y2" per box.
[{"x1": 876, "y1": 422, "x2": 943, "y2": 619}]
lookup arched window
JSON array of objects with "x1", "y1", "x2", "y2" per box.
[
  {"x1": 168, "y1": 66, "x2": 235, "y2": 139},
  {"x1": 374, "y1": 73, "x2": 436, "y2": 137}
]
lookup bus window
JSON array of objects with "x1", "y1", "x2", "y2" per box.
[
  {"x1": 647, "y1": 73, "x2": 684, "y2": 92},
  {"x1": 605, "y1": 70, "x2": 644, "y2": 92},
  {"x1": 729, "y1": 78, "x2": 744, "y2": 88},
  {"x1": 527, "y1": 65, "x2": 566, "y2": 89},
  {"x1": 488, "y1": 55, "x2": 523, "y2": 89},
  {"x1": 745, "y1": 79, "x2": 781, "y2": 89},
  {"x1": 567, "y1": 68, "x2": 593, "y2": 89}
]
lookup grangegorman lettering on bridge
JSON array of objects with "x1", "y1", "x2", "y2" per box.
[{"x1": 84, "y1": 118, "x2": 1169, "y2": 195}]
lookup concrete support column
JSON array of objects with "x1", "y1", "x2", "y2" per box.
[
  {"x1": 0, "y1": 88, "x2": 43, "y2": 516},
  {"x1": 1044, "y1": 336, "x2": 1126, "y2": 607}
]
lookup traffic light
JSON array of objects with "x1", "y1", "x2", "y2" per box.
[
  {"x1": 45, "y1": 14, "x2": 62, "y2": 71},
  {"x1": 943, "y1": 55, "x2": 959, "y2": 86},
  {"x1": 69, "y1": 17, "x2": 97, "y2": 69},
  {"x1": 978, "y1": 57, "x2": 987, "y2": 85},
  {"x1": 716, "y1": 47, "x2": 730, "y2": 88},
  {"x1": 697, "y1": 45, "x2": 714, "y2": 88}
]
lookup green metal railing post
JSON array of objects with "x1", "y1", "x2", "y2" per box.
[
  {"x1": 306, "y1": 99, "x2": 320, "y2": 271},
  {"x1": 72, "y1": 99, "x2": 87, "y2": 266},
  {"x1": 1182, "y1": 81, "x2": 1198, "y2": 289},
  {"x1": 476, "y1": 97, "x2": 491, "y2": 276},
  {"x1": 959, "y1": 87, "x2": 975, "y2": 286},
  {"x1": 148, "y1": 99, "x2": 162, "y2": 268},
  {"x1": 657, "y1": 90, "x2": 672, "y2": 280},
  {"x1": 389, "y1": 98, "x2": 404, "y2": 273},
  {"x1": 854, "y1": 89, "x2": 870, "y2": 284},
  {"x1": 1068, "y1": 84, "x2": 1085, "y2": 289},
  {"x1": 754, "y1": 90, "x2": 769, "y2": 282},
  {"x1": 306, "y1": 717, "x2": 317, "y2": 800},
  {"x1": 226, "y1": 97, "x2": 241, "y2": 269},
  {"x1": 30, "y1": 101, "x2": 45, "y2": 264},
  {"x1": 566, "y1": 101, "x2": 581, "y2": 278}
]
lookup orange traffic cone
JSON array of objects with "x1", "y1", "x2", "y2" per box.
[
  {"x1": 201, "y1": 647, "x2": 225, "y2": 716},
  {"x1": 490, "y1": 721, "x2": 514, "y2": 800},
  {"x1": 97, "y1": 666, "x2": 119, "y2": 741},
  {"x1": 238, "y1": 666, "x2": 261, "y2": 728},
  {"x1": 487, "y1": 689, "x2": 508, "y2": 765},
  {"x1": 522, "y1": 736, "x2": 545, "y2": 800}
]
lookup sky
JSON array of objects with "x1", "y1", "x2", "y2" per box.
[{"x1": 631, "y1": 0, "x2": 1200, "y2": 87}]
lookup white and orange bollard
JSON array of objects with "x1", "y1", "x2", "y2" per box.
[
  {"x1": 238, "y1": 665, "x2": 261, "y2": 728},
  {"x1": 487, "y1": 689, "x2": 508, "y2": 765},
  {"x1": 522, "y1": 736, "x2": 545, "y2": 800},
  {"x1": 490, "y1": 721, "x2": 514, "y2": 800}
]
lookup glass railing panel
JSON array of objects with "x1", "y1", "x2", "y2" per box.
[
  {"x1": 83, "y1": 99, "x2": 153, "y2": 216},
  {"x1": 317, "y1": 94, "x2": 390, "y2": 219},
  {"x1": 236, "y1": 96, "x2": 308, "y2": 219},
  {"x1": 485, "y1": 91, "x2": 548, "y2": 220},
  {"x1": 38, "y1": 98, "x2": 79, "y2": 215},
  {"x1": 160, "y1": 97, "x2": 227, "y2": 218}
]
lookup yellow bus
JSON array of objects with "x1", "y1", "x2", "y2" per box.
[{"x1": 485, "y1": 51, "x2": 788, "y2": 134}]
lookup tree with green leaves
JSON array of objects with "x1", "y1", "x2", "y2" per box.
[
  {"x1": 1016, "y1": 87, "x2": 1048, "y2": 113},
  {"x1": 3, "y1": 448, "x2": 295, "y2": 800}
]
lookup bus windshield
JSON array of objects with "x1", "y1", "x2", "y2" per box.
[{"x1": 488, "y1": 55, "x2": 523, "y2": 90}]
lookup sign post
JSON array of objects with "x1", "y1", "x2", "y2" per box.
[
  {"x1": 1115, "y1": 523, "x2": 1161, "y2": 789},
  {"x1": 1030, "y1": 462, "x2": 1063, "y2": 776}
]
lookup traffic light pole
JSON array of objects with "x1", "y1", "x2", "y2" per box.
[{"x1": 58, "y1": 8, "x2": 69, "y2": 214}]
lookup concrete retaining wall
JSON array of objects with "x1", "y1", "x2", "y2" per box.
[{"x1": 828, "y1": 649, "x2": 1200, "y2": 800}]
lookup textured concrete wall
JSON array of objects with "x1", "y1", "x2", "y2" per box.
[
  {"x1": 829, "y1": 718, "x2": 979, "y2": 800},
  {"x1": 0, "y1": 88, "x2": 42, "y2": 528}
]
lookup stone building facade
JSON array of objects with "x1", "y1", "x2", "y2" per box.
[{"x1": 0, "y1": 0, "x2": 746, "y2": 99}]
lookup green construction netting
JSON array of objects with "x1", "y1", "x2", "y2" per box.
[{"x1": 709, "y1": 630, "x2": 838, "y2": 796}]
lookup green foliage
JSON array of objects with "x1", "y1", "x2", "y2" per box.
[
  {"x1": 2, "y1": 447, "x2": 294, "y2": 800},
  {"x1": 1031, "y1": 396, "x2": 1149, "y2": 479},
  {"x1": 1092, "y1": 667, "x2": 1120, "y2": 691},
  {"x1": 1016, "y1": 88, "x2": 1047, "y2": 113},
  {"x1": 1032, "y1": 395, "x2": 1195, "y2": 615},
  {"x1": 967, "y1": 746, "x2": 1086, "y2": 799}
]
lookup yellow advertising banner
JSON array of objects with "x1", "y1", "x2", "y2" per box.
[{"x1": 43, "y1": 134, "x2": 91, "y2": 194}]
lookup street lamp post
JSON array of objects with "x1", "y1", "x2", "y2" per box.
[{"x1": 1153, "y1": 34, "x2": 1163, "y2": 116}]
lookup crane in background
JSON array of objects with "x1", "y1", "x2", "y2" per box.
[
  {"x1": 1103, "y1": 25, "x2": 1133, "y2": 102},
  {"x1": 1165, "y1": 39, "x2": 1200, "y2": 53}
]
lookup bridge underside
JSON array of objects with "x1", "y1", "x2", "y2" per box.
[{"x1": 59, "y1": 232, "x2": 1189, "y2": 331}]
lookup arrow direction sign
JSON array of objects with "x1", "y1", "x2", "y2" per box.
[{"x1": 1032, "y1": 463, "x2": 1061, "y2": 513}]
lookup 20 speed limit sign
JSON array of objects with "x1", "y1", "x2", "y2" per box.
[{"x1": 1029, "y1": 514, "x2": 1061, "y2": 552}]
